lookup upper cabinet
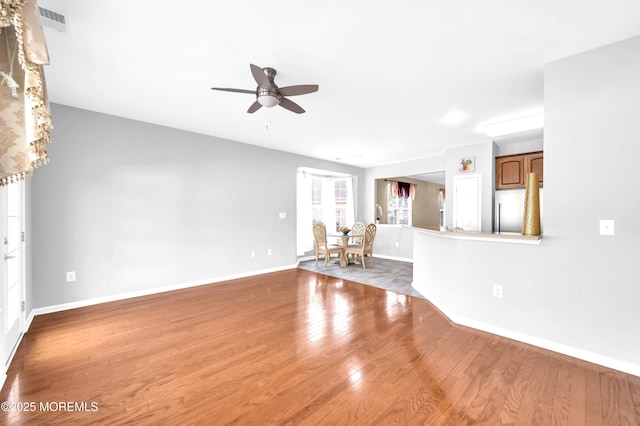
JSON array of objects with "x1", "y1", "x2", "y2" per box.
[{"x1": 496, "y1": 151, "x2": 543, "y2": 189}]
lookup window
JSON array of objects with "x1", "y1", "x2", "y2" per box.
[
  {"x1": 387, "y1": 181, "x2": 412, "y2": 225},
  {"x1": 311, "y1": 177, "x2": 323, "y2": 225},
  {"x1": 297, "y1": 168, "x2": 355, "y2": 255},
  {"x1": 334, "y1": 179, "x2": 349, "y2": 230},
  {"x1": 311, "y1": 176, "x2": 352, "y2": 231}
]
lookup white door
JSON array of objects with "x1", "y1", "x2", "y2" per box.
[
  {"x1": 2, "y1": 181, "x2": 25, "y2": 368},
  {"x1": 453, "y1": 174, "x2": 481, "y2": 231}
]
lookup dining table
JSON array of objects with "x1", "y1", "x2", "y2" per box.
[{"x1": 327, "y1": 232, "x2": 360, "y2": 267}]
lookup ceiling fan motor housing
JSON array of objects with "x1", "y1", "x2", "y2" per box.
[
  {"x1": 262, "y1": 67, "x2": 277, "y2": 81},
  {"x1": 257, "y1": 67, "x2": 281, "y2": 107}
]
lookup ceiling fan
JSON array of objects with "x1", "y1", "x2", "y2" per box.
[{"x1": 211, "y1": 64, "x2": 318, "y2": 114}]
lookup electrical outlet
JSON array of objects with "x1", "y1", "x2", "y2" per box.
[
  {"x1": 493, "y1": 284, "x2": 503, "y2": 298},
  {"x1": 250, "y1": 251, "x2": 256, "y2": 258},
  {"x1": 267, "y1": 249, "x2": 272, "y2": 256},
  {"x1": 279, "y1": 212, "x2": 286, "y2": 219},
  {"x1": 66, "y1": 271, "x2": 76, "y2": 282},
  {"x1": 395, "y1": 242, "x2": 400, "y2": 248}
]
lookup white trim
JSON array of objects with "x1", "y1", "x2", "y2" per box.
[
  {"x1": 298, "y1": 254, "x2": 413, "y2": 264},
  {"x1": 412, "y1": 281, "x2": 640, "y2": 378},
  {"x1": 30, "y1": 265, "x2": 297, "y2": 317},
  {"x1": 1, "y1": 181, "x2": 27, "y2": 377},
  {"x1": 1, "y1": 322, "x2": 27, "y2": 388},
  {"x1": 4, "y1": 331, "x2": 25, "y2": 373},
  {"x1": 370, "y1": 253, "x2": 413, "y2": 263},
  {"x1": 25, "y1": 311, "x2": 34, "y2": 333}
]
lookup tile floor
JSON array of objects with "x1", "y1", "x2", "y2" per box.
[{"x1": 297, "y1": 256, "x2": 424, "y2": 299}]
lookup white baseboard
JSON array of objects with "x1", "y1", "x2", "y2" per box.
[
  {"x1": 412, "y1": 282, "x2": 640, "y2": 378},
  {"x1": 371, "y1": 254, "x2": 413, "y2": 263},
  {"x1": 25, "y1": 311, "x2": 34, "y2": 333},
  {"x1": 297, "y1": 254, "x2": 412, "y2": 263},
  {"x1": 31, "y1": 264, "x2": 297, "y2": 317},
  {"x1": 2, "y1": 314, "x2": 34, "y2": 391}
]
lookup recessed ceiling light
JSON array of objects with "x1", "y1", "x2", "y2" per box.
[{"x1": 443, "y1": 111, "x2": 466, "y2": 125}]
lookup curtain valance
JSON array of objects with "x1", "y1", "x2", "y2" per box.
[{"x1": 0, "y1": 0, "x2": 52, "y2": 185}]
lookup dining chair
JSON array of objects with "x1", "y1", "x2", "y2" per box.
[
  {"x1": 345, "y1": 223, "x2": 377, "y2": 269},
  {"x1": 312, "y1": 222, "x2": 343, "y2": 267},
  {"x1": 348, "y1": 222, "x2": 365, "y2": 262},
  {"x1": 351, "y1": 222, "x2": 365, "y2": 244}
]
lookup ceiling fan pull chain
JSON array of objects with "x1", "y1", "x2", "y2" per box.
[{"x1": 265, "y1": 107, "x2": 272, "y2": 130}]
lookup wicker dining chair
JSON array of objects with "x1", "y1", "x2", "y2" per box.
[
  {"x1": 347, "y1": 222, "x2": 365, "y2": 262},
  {"x1": 350, "y1": 222, "x2": 365, "y2": 244},
  {"x1": 345, "y1": 223, "x2": 377, "y2": 269},
  {"x1": 312, "y1": 222, "x2": 343, "y2": 267}
]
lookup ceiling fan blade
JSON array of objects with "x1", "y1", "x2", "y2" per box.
[
  {"x1": 279, "y1": 97, "x2": 305, "y2": 114},
  {"x1": 211, "y1": 87, "x2": 256, "y2": 94},
  {"x1": 250, "y1": 64, "x2": 270, "y2": 88},
  {"x1": 278, "y1": 84, "x2": 319, "y2": 97},
  {"x1": 247, "y1": 100, "x2": 262, "y2": 113}
]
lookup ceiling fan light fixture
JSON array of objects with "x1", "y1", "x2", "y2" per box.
[
  {"x1": 258, "y1": 95, "x2": 280, "y2": 108},
  {"x1": 257, "y1": 87, "x2": 281, "y2": 108}
]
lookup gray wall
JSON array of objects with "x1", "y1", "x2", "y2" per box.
[
  {"x1": 542, "y1": 35, "x2": 640, "y2": 366},
  {"x1": 413, "y1": 36, "x2": 640, "y2": 374},
  {"x1": 29, "y1": 104, "x2": 364, "y2": 309}
]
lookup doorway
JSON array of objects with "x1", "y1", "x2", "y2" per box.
[
  {"x1": 453, "y1": 174, "x2": 482, "y2": 231},
  {"x1": 2, "y1": 181, "x2": 25, "y2": 369}
]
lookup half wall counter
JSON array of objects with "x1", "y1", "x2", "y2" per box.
[{"x1": 411, "y1": 226, "x2": 542, "y2": 330}]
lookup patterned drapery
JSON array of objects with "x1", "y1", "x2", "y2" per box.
[
  {"x1": 0, "y1": 0, "x2": 52, "y2": 185},
  {"x1": 389, "y1": 180, "x2": 416, "y2": 200},
  {"x1": 397, "y1": 182, "x2": 410, "y2": 199}
]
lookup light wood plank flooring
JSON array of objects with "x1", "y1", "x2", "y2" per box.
[{"x1": 1, "y1": 269, "x2": 638, "y2": 425}]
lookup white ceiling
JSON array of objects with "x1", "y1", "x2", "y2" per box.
[{"x1": 37, "y1": 0, "x2": 640, "y2": 167}]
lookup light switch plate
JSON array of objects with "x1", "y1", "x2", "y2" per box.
[
  {"x1": 599, "y1": 219, "x2": 615, "y2": 236},
  {"x1": 279, "y1": 212, "x2": 286, "y2": 219}
]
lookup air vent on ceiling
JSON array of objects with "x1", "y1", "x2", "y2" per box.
[{"x1": 39, "y1": 6, "x2": 67, "y2": 32}]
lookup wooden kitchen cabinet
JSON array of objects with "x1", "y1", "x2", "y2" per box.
[
  {"x1": 496, "y1": 151, "x2": 543, "y2": 189},
  {"x1": 525, "y1": 152, "x2": 543, "y2": 183},
  {"x1": 496, "y1": 156, "x2": 525, "y2": 188}
]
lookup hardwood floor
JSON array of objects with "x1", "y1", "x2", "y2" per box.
[{"x1": 1, "y1": 269, "x2": 639, "y2": 425}]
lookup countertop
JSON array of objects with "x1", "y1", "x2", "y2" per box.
[{"x1": 413, "y1": 226, "x2": 543, "y2": 245}]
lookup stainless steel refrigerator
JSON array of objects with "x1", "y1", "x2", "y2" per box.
[{"x1": 494, "y1": 188, "x2": 543, "y2": 234}]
